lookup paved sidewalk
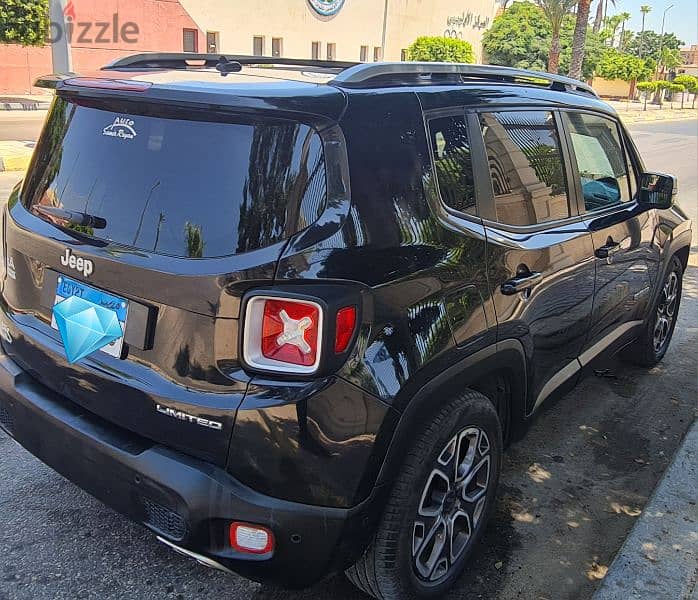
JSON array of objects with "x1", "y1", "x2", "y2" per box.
[
  {"x1": 594, "y1": 421, "x2": 698, "y2": 600},
  {"x1": 607, "y1": 100, "x2": 698, "y2": 124},
  {"x1": 0, "y1": 141, "x2": 35, "y2": 172}
]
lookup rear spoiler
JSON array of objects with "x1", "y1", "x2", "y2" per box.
[{"x1": 35, "y1": 73, "x2": 76, "y2": 90}]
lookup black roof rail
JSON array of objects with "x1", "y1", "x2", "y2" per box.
[
  {"x1": 103, "y1": 53, "x2": 358, "y2": 72},
  {"x1": 331, "y1": 62, "x2": 599, "y2": 97}
]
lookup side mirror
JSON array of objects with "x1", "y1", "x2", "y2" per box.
[{"x1": 639, "y1": 172, "x2": 677, "y2": 209}]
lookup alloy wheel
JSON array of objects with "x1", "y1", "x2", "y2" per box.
[
  {"x1": 412, "y1": 426, "x2": 492, "y2": 583},
  {"x1": 653, "y1": 271, "x2": 679, "y2": 352}
]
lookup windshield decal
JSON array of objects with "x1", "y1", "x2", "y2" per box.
[{"x1": 103, "y1": 117, "x2": 137, "y2": 140}]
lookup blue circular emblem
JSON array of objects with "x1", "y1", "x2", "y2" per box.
[{"x1": 308, "y1": 0, "x2": 346, "y2": 16}]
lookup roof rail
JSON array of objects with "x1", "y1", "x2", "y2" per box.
[
  {"x1": 331, "y1": 62, "x2": 598, "y2": 97},
  {"x1": 103, "y1": 53, "x2": 358, "y2": 72}
]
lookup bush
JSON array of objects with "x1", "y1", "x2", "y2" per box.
[
  {"x1": 0, "y1": 0, "x2": 49, "y2": 47},
  {"x1": 636, "y1": 81, "x2": 657, "y2": 93},
  {"x1": 595, "y1": 48, "x2": 654, "y2": 82},
  {"x1": 407, "y1": 36, "x2": 475, "y2": 64}
]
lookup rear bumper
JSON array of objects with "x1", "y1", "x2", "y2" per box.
[{"x1": 0, "y1": 351, "x2": 383, "y2": 588}]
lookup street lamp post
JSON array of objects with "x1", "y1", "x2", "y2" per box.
[
  {"x1": 656, "y1": 4, "x2": 674, "y2": 79},
  {"x1": 49, "y1": 0, "x2": 73, "y2": 74}
]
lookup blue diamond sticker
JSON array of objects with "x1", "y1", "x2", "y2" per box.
[{"x1": 53, "y1": 296, "x2": 123, "y2": 364}]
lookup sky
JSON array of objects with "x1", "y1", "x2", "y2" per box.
[{"x1": 612, "y1": 0, "x2": 697, "y2": 46}]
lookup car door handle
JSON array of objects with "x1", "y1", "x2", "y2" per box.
[
  {"x1": 595, "y1": 241, "x2": 621, "y2": 259},
  {"x1": 501, "y1": 272, "x2": 543, "y2": 296}
]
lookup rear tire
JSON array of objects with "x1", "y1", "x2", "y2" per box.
[
  {"x1": 624, "y1": 255, "x2": 683, "y2": 368},
  {"x1": 345, "y1": 390, "x2": 502, "y2": 600}
]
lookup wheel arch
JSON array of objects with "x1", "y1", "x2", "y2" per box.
[{"x1": 374, "y1": 339, "x2": 528, "y2": 489}]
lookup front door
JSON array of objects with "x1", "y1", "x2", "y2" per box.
[
  {"x1": 561, "y1": 111, "x2": 656, "y2": 355},
  {"x1": 476, "y1": 109, "x2": 596, "y2": 414}
]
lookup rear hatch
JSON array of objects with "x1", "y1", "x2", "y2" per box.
[{"x1": 1, "y1": 83, "x2": 333, "y2": 465}]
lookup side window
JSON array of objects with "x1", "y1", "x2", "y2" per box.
[
  {"x1": 480, "y1": 111, "x2": 570, "y2": 227},
  {"x1": 563, "y1": 112, "x2": 631, "y2": 212},
  {"x1": 428, "y1": 115, "x2": 476, "y2": 215}
]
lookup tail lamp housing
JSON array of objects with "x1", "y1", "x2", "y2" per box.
[{"x1": 241, "y1": 289, "x2": 361, "y2": 377}]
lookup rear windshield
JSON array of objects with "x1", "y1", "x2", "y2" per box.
[{"x1": 23, "y1": 99, "x2": 327, "y2": 258}]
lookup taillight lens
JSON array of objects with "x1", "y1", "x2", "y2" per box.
[
  {"x1": 335, "y1": 306, "x2": 357, "y2": 353},
  {"x1": 243, "y1": 296, "x2": 323, "y2": 374}
]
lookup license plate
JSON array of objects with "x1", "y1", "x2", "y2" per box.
[{"x1": 51, "y1": 275, "x2": 129, "y2": 358}]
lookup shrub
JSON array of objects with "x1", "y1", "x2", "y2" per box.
[
  {"x1": 0, "y1": 0, "x2": 49, "y2": 47},
  {"x1": 407, "y1": 36, "x2": 475, "y2": 64}
]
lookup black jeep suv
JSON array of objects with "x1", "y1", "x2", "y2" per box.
[{"x1": 0, "y1": 55, "x2": 692, "y2": 599}]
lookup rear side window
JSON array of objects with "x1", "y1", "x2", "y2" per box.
[
  {"x1": 562, "y1": 112, "x2": 631, "y2": 212},
  {"x1": 480, "y1": 111, "x2": 570, "y2": 227},
  {"x1": 24, "y1": 99, "x2": 327, "y2": 258},
  {"x1": 428, "y1": 115, "x2": 476, "y2": 215}
]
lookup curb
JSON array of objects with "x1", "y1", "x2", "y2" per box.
[
  {"x1": 593, "y1": 421, "x2": 698, "y2": 600},
  {"x1": 0, "y1": 142, "x2": 35, "y2": 173}
]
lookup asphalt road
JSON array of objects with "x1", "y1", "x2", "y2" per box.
[
  {"x1": 0, "y1": 112, "x2": 47, "y2": 142},
  {"x1": 0, "y1": 118, "x2": 696, "y2": 600}
]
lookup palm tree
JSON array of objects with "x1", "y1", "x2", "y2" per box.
[
  {"x1": 618, "y1": 12, "x2": 631, "y2": 51},
  {"x1": 639, "y1": 5, "x2": 651, "y2": 58},
  {"x1": 536, "y1": 0, "x2": 578, "y2": 74},
  {"x1": 569, "y1": 0, "x2": 593, "y2": 80}
]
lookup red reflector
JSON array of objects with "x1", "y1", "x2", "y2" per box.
[
  {"x1": 64, "y1": 77, "x2": 152, "y2": 92},
  {"x1": 229, "y1": 522, "x2": 275, "y2": 555},
  {"x1": 261, "y1": 299, "x2": 320, "y2": 367},
  {"x1": 335, "y1": 306, "x2": 357, "y2": 353}
]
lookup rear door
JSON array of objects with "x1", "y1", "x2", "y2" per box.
[
  {"x1": 560, "y1": 110, "x2": 656, "y2": 358},
  {"x1": 476, "y1": 109, "x2": 596, "y2": 414}
]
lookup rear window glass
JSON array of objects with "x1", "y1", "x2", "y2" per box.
[{"x1": 24, "y1": 99, "x2": 327, "y2": 258}]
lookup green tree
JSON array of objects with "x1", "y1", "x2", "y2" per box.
[
  {"x1": 673, "y1": 74, "x2": 698, "y2": 109},
  {"x1": 654, "y1": 79, "x2": 672, "y2": 107},
  {"x1": 636, "y1": 80, "x2": 657, "y2": 110},
  {"x1": 482, "y1": 2, "x2": 551, "y2": 71},
  {"x1": 535, "y1": 0, "x2": 578, "y2": 74},
  {"x1": 407, "y1": 36, "x2": 475, "y2": 63},
  {"x1": 483, "y1": 2, "x2": 604, "y2": 79},
  {"x1": 595, "y1": 48, "x2": 654, "y2": 81},
  {"x1": 626, "y1": 31, "x2": 684, "y2": 62},
  {"x1": 666, "y1": 83, "x2": 684, "y2": 109},
  {"x1": 659, "y1": 47, "x2": 682, "y2": 76},
  {"x1": 559, "y1": 17, "x2": 605, "y2": 80},
  {"x1": 0, "y1": 0, "x2": 49, "y2": 46}
]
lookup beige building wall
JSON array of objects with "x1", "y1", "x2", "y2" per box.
[{"x1": 179, "y1": 0, "x2": 499, "y2": 63}]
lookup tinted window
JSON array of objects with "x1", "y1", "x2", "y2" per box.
[
  {"x1": 25, "y1": 100, "x2": 326, "y2": 258},
  {"x1": 429, "y1": 115, "x2": 476, "y2": 215},
  {"x1": 481, "y1": 111, "x2": 570, "y2": 227},
  {"x1": 563, "y1": 112, "x2": 631, "y2": 212}
]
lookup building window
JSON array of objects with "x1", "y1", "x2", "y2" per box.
[
  {"x1": 401, "y1": 49, "x2": 409, "y2": 61},
  {"x1": 374, "y1": 46, "x2": 382, "y2": 62},
  {"x1": 183, "y1": 29, "x2": 198, "y2": 53},
  {"x1": 272, "y1": 37, "x2": 283, "y2": 58},
  {"x1": 360, "y1": 46, "x2": 369, "y2": 62},
  {"x1": 311, "y1": 41, "x2": 321, "y2": 60},
  {"x1": 206, "y1": 32, "x2": 219, "y2": 54},
  {"x1": 327, "y1": 43, "x2": 336, "y2": 61},
  {"x1": 253, "y1": 36, "x2": 265, "y2": 56}
]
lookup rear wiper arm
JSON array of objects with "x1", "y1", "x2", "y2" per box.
[{"x1": 32, "y1": 205, "x2": 107, "y2": 229}]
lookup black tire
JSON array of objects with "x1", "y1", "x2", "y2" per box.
[
  {"x1": 624, "y1": 255, "x2": 683, "y2": 367},
  {"x1": 345, "y1": 390, "x2": 502, "y2": 600}
]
